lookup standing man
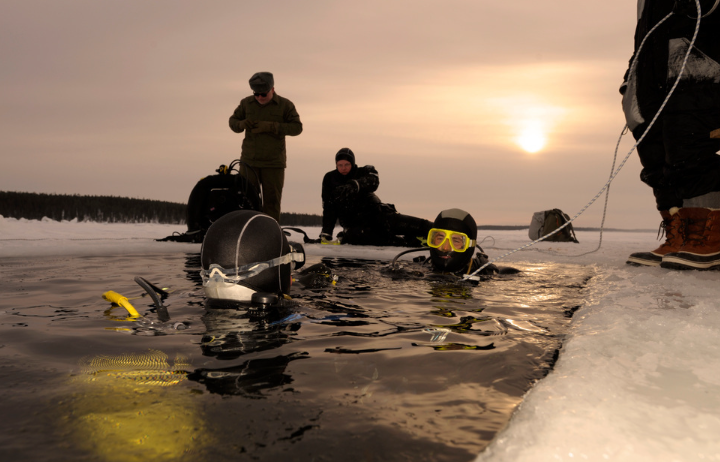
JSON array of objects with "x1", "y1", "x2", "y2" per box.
[
  {"x1": 622, "y1": 0, "x2": 720, "y2": 269},
  {"x1": 229, "y1": 72, "x2": 303, "y2": 222}
]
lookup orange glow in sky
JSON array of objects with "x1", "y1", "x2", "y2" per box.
[{"x1": 0, "y1": 0, "x2": 657, "y2": 227}]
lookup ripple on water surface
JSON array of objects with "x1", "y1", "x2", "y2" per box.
[{"x1": 0, "y1": 253, "x2": 592, "y2": 462}]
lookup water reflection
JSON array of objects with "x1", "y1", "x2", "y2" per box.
[
  {"x1": 198, "y1": 303, "x2": 301, "y2": 360},
  {"x1": 66, "y1": 349, "x2": 210, "y2": 462},
  {"x1": 100, "y1": 257, "x2": 590, "y2": 461},
  {"x1": 188, "y1": 352, "x2": 309, "y2": 397},
  {"x1": 0, "y1": 253, "x2": 594, "y2": 461}
]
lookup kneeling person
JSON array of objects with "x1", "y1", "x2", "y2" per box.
[{"x1": 320, "y1": 148, "x2": 432, "y2": 246}]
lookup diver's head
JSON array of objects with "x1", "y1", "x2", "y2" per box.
[
  {"x1": 428, "y1": 208, "x2": 477, "y2": 273},
  {"x1": 335, "y1": 147, "x2": 355, "y2": 176},
  {"x1": 200, "y1": 210, "x2": 304, "y2": 303}
]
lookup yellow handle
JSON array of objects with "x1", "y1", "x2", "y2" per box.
[{"x1": 102, "y1": 291, "x2": 140, "y2": 318}]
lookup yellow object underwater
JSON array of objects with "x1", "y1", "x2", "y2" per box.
[
  {"x1": 64, "y1": 349, "x2": 210, "y2": 462},
  {"x1": 102, "y1": 290, "x2": 140, "y2": 318}
]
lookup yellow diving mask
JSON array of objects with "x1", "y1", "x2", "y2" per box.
[{"x1": 427, "y1": 228, "x2": 475, "y2": 252}]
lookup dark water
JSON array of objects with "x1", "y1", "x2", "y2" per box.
[{"x1": 0, "y1": 252, "x2": 591, "y2": 462}]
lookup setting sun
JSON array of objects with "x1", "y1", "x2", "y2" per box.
[{"x1": 516, "y1": 124, "x2": 547, "y2": 153}]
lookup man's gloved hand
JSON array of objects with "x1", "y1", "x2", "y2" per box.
[
  {"x1": 335, "y1": 180, "x2": 359, "y2": 202},
  {"x1": 230, "y1": 118, "x2": 256, "y2": 132},
  {"x1": 251, "y1": 121, "x2": 278, "y2": 134}
]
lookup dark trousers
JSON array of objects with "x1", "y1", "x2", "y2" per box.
[
  {"x1": 634, "y1": 105, "x2": 720, "y2": 211},
  {"x1": 241, "y1": 165, "x2": 285, "y2": 222},
  {"x1": 341, "y1": 206, "x2": 432, "y2": 247}
]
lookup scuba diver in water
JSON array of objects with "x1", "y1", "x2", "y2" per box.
[
  {"x1": 200, "y1": 209, "x2": 306, "y2": 307},
  {"x1": 320, "y1": 148, "x2": 433, "y2": 247},
  {"x1": 390, "y1": 208, "x2": 518, "y2": 279},
  {"x1": 200, "y1": 209, "x2": 336, "y2": 310}
]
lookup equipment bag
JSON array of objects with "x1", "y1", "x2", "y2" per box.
[
  {"x1": 528, "y1": 209, "x2": 579, "y2": 243},
  {"x1": 157, "y1": 161, "x2": 262, "y2": 243}
]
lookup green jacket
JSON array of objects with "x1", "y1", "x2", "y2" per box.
[{"x1": 229, "y1": 93, "x2": 303, "y2": 168}]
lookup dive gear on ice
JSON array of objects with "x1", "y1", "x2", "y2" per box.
[
  {"x1": 158, "y1": 160, "x2": 262, "y2": 243},
  {"x1": 528, "y1": 209, "x2": 579, "y2": 243}
]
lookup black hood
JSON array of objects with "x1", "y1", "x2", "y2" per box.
[{"x1": 429, "y1": 208, "x2": 477, "y2": 273}]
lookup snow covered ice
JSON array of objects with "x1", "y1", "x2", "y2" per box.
[{"x1": 2, "y1": 215, "x2": 720, "y2": 461}]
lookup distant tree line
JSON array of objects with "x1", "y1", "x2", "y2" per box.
[
  {"x1": 0, "y1": 191, "x2": 323, "y2": 226},
  {"x1": 0, "y1": 191, "x2": 186, "y2": 223}
]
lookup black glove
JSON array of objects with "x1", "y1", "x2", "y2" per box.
[
  {"x1": 335, "y1": 181, "x2": 359, "y2": 202},
  {"x1": 229, "y1": 118, "x2": 256, "y2": 132},
  {"x1": 251, "y1": 121, "x2": 278, "y2": 134}
]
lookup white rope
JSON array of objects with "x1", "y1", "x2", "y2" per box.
[{"x1": 465, "y1": 1, "x2": 703, "y2": 281}]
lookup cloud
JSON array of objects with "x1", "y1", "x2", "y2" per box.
[{"x1": 0, "y1": 0, "x2": 656, "y2": 227}]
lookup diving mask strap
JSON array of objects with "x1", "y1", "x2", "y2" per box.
[{"x1": 203, "y1": 250, "x2": 305, "y2": 283}]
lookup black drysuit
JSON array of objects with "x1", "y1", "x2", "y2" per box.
[
  {"x1": 622, "y1": 0, "x2": 720, "y2": 210},
  {"x1": 321, "y1": 164, "x2": 431, "y2": 246}
]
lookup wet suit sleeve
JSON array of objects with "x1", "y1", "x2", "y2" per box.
[{"x1": 355, "y1": 165, "x2": 379, "y2": 194}]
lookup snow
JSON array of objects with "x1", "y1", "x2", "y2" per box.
[{"x1": 2, "y1": 215, "x2": 720, "y2": 461}]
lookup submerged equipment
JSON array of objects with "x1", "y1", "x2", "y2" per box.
[
  {"x1": 102, "y1": 291, "x2": 140, "y2": 318},
  {"x1": 134, "y1": 276, "x2": 171, "y2": 322},
  {"x1": 102, "y1": 278, "x2": 175, "y2": 323},
  {"x1": 200, "y1": 210, "x2": 305, "y2": 304}
]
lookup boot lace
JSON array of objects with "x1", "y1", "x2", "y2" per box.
[{"x1": 657, "y1": 218, "x2": 676, "y2": 243}]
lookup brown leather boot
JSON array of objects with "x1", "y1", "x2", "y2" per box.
[
  {"x1": 626, "y1": 209, "x2": 684, "y2": 266},
  {"x1": 662, "y1": 208, "x2": 720, "y2": 270}
]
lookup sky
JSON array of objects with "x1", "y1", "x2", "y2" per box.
[{"x1": 0, "y1": 0, "x2": 660, "y2": 228}]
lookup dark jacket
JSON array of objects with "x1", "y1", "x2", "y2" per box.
[
  {"x1": 622, "y1": 0, "x2": 720, "y2": 129},
  {"x1": 229, "y1": 93, "x2": 303, "y2": 168},
  {"x1": 621, "y1": 0, "x2": 720, "y2": 201},
  {"x1": 321, "y1": 165, "x2": 380, "y2": 235}
]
